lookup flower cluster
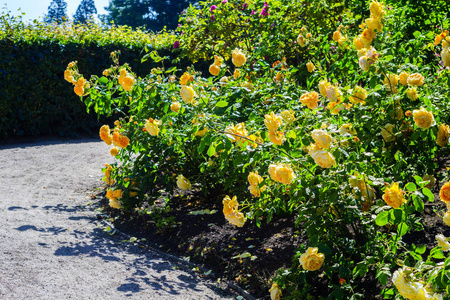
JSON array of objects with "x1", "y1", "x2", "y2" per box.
[
  {"x1": 268, "y1": 162, "x2": 296, "y2": 184},
  {"x1": 64, "y1": 61, "x2": 89, "y2": 96},
  {"x1": 264, "y1": 112, "x2": 284, "y2": 146},
  {"x1": 248, "y1": 171, "x2": 264, "y2": 197},
  {"x1": 307, "y1": 129, "x2": 336, "y2": 168},
  {"x1": 222, "y1": 195, "x2": 246, "y2": 227},
  {"x1": 144, "y1": 118, "x2": 162, "y2": 136},
  {"x1": 118, "y1": 69, "x2": 135, "y2": 92},
  {"x1": 392, "y1": 267, "x2": 442, "y2": 300},
  {"x1": 106, "y1": 188, "x2": 122, "y2": 209}
]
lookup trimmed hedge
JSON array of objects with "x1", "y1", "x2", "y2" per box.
[{"x1": 0, "y1": 16, "x2": 178, "y2": 138}]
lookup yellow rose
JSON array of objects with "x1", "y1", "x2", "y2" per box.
[
  {"x1": 195, "y1": 127, "x2": 208, "y2": 137},
  {"x1": 243, "y1": 82, "x2": 254, "y2": 92},
  {"x1": 144, "y1": 119, "x2": 161, "y2": 136},
  {"x1": 443, "y1": 211, "x2": 450, "y2": 226},
  {"x1": 269, "y1": 283, "x2": 282, "y2": 300},
  {"x1": 121, "y1": 75, "x2": 135, "y2": 92},
  {"x1": 310, "y1": 149, "x2": 336, "y2": 168},
  {"x1": 306, "y1": 61, "x2": 315, "y2": 73},
  {"x1": 112, "y1": 189, "x2": 123, "y2": 199},
  {"x1": 176, "y1": 174, "x2": 191, "y2": 190},
  {"x1": 225, "y1": 211, "x2": 246, "y2": 227},
  {"x1": 109, "y1": 198, "x2": 121, "y2": 209},
  {"x1": 339, "y1": 124, "x2": 356, "y2": 135},
  {"x1": 264, "y1": 112, "x2": 282, "y2": 132},
  {"x1": 297, "y1": 33, "x2": 306, "y2": 47},
  {"x1": 299, "y1": 247, "x2": 325, "y2": 271},
  {"x1": 248, "y1": 171, "x2": 263, "y2": 186},
  {"x1": 348, "y1": 86, "x2": 367, "y2": 105},
  {"x1": 436, "y1": 234, "x2": 450, "y2": 251},
  {"x1": 365, "y1": 17, "x2": 383, "y2": 31},
  {"x1": 440, "y1": 182, "x2": 450, "y2": 203},
  {"x1": 318, "y1": 79, "x2": 331, "y2": 98},
  {"x1": 382, "y1": 182, "x2": 405, "y2": 209},
  {"x1": 110, "y1": 147, "x2": 119, "y2": 156},
  {"x1": 180, "y1": 85, "x2": 195, "y2": 104},
  {"x1": 442, "y1": 48, "x2": 450, "y2": 67},
  {"x1": 437, "y1": 124, "x2": 450, "y2": 147},
  {"x1": 213, "y1": 55, "x2": 223, "y2": 66},
  {"x1": 223, "y1": 195, "x2": 239, "y2": 216},
  {"x1": 220, "y1": 76, "x2": 229, "y2": 84},
  {"x1": 231, "y1": 49, "x2": 246, "y2": 67},
  {"x1": 325, "y1": 84, "x2": 342, "y2": 102},
  {"x1": 268, "y1": 163, "x2": 296, "y2": 184},
  {"x1": 171, "y1": 101, "x2": 181, "y2": 113},
  {"x1": 300, "y1": 91, "x2": 320, "y2": 109},
  {"x1": 369, "y1": 1, "x2": 383, "y2": 18},
  {"x1": 64, "y1": 69, "x2": 73, "y2": 82},
  {"x1": 99, "y1": 125, "x2": 112, "y2": 145},
  {"x1": 361, "y1": 28, "x2": 375, "y2": 46},
  {"x1": 406, "y1": 87, "x2": 419, "y2": 101},
  {"x1": 413, "y1": 107, "x2": 435, "y2": 129},
  {"x1": 248, "y1": 185, "x2": 261, "y2": 197},
  {"x1": 280, "y1": 110, "x2": 295, "y2": 124},
  {"x1": 407, "y1": 73, "x2": 425, "y2": 86},
  {"x1": 117, "y1": 135, "x2": 129, "y2": 148},
  {"x1": 106, "y1": 189, "x2": 114, "y2": 200},
  {"x1": 383, "y1": 74, "x2": 399, "y2": 92},
  {"x1": 311, "y1": 129, "x2": 332, "y2": 149},
  {"x1": 233, "y1": 69, "x2": 240, "y2": 79},
  {"x1": 268, "y1": 130, "x2": 284, "y2": 146},
  {"x1": 333, "y1": 30, "x2": 342, "y2": 42},
  {"x1": 353, "y1": 37, "x2": 365, "y2": 50},
  {"x1": 209, "y1": 64, "x2": 220, "y2": 76},
  {"x1": 74, "y1": 85, "x2": 84, "y2": 96},
  {"x1": 225, "y1": 122, "x2": 248, "y2": 144},
  {"x1": 399, "y1": 72, "x2": 409, "y2": 86}
]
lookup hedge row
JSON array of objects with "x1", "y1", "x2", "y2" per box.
[{"x1": 0, "y1": 15, "x2": 180, "y2": 139}]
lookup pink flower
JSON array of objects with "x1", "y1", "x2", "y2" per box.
[
  {"x1": 222, "y1": 0, "x2": 227, "y2": 3},
  {"x1": 173, "y1": 41, "x2": 180, "y2": 49},
  {"x1": 210, "y1": 5, "x2": 217, "y2": 12}
]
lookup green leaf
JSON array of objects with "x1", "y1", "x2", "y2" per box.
[
  {"x1": 397, "y1": 222, "x2": 409, "y2": 236},
  {"x1": 422, "y1": 188, "x2": 434, "y2": 202},
  {"x1": 375, "y1": 211, "x2": 389, "y2": 226},
  {"x1": 415, "y1": 244, "x2": 426, "y2": 254},
  {"x1": 207, "y1": 144, "x2": 216, "y2": 157},
  {"x1": 404, "y1": 182, "x2": 416, "y2": 192},
  {"x1": 431, "y1": 248, "x2": 446, "y2": 259},
  {"x1": 413, "y1": 195, "x2": 424, "y2": 212},
  {"x1": 216, "y1": 100, "x2": 228, "y2": 107},
  {"x1": 98, "y1": 76, "x2": 108, "y2": 85}
]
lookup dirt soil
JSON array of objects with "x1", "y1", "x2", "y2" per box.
[{"x1": 0, "y1": 137, "x2": 232, "y2": 300}]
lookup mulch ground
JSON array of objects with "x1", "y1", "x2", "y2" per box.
[{"x1": 95, "y1": 185, "x2": 450, "y2": 299}]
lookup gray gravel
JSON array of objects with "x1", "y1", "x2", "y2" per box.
[{"x1": 0, "y1": 138, "x2": 232, "y2": 299}]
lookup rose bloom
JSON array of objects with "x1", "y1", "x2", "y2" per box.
[
  {"x1": 225, "y1": 211, "x2": 246, "y2": 227},
  {"x1": 442, "y1": 48, "x2": 450, "y2": 67},
  {"x1": 110, "y1": 147, "x2": 119, "y2": 156},
  {"x1": 179, "y1": 72, "x2": 192, "y2": 85},
  {"x1": 311, "y1": 129, "x2": 332, "y2": 149},
  {"x1": 440, "y1": 182, "x2": 450, "y2": 203},
  {"x1": 339, "y1": 124, "x2": 356, "y2": 135},
  {"x1": 437, "y1": 124, "x2": 450, "y2": 147},
  {"x1": 299, "y1": 247, "x2": 325, "y2": 271},
  {"x1": 436, "y1": 234, "x2": 450, "y2": 251},
  {"x1": 443, "y1": 211, "x2": 450, "y2": 226},
  {"x1": 112, "y1": 189, "x2": 123, "y2": 199},
  {"x1": 248, "y1": 171, "x2": 263, "y2": 186},
  {"x1": 353, "y1": 37, "x2": 365, "y2": 50},
  {"x1": 223, "y1": 195, "x2": 239, "y2": 216},
  {"x1": 399, "y1": 71, "x2": 409, "y2": 86},
  {"x1": 407, "y1": 73, "x2": 425, "y2": 86},
  {"x1": 233, "y1": 69, "x2": 240, "y2": 79},
  {"x1": 318, "y1": 79, "x2": 331, "y2": 98},
  {"x1": 74, "y1": 85, "x2": 84, "y2": 96},
  {"x1": 180, "y1": 85, "x2": 195, "y2": 104},
  {"x1": 280, "y1": 110, "x2": 295, "y2": 124},
  {"x1": 348, "y1": 85, "x2": 367, "y2": 105},
  {"x1": 106, "y1": 189, "x2": 114, "y2": 200},
  {"x1": 121, "y1": 75, "x2": 135, "y2": 92},
  {"x1": 297, "y1": 33, "x2": 306, "y2": 47},
  {"x1": 144, "y1": 119, "x2": 161, "y2": 136},
  {"x1": 117, "y1": 135, "x2": 129, "y2": 148},
  {"x1": 213, "y1": 55, "x2": 223, "y2": 66},
  {"x1": 170, "y1": 101, "x2": 181, "y2": 113},
  {"x1": 268, "y1": 163, "x2": 296, "y2": 184},
  {"x1": 264, "y1": 111, "x2": 282, "y2": 132},
  {"x1": 361, "y1": 28, "x2": 375, "y2": 46},
  {"x1": 406, "y1": 87, "x2": 419, "y2": 101},
  {"x1": 64, "y1": 69, "x2": 73, "y2": 82},
  {"x1": 369, "y1": 1, "x2": 383, "y2": 18},
  {"x1": 209, "y1": 64, "x2": 220, "y2": 76},
  {"x1": 333, "y1": 30, "x2": 342, "y2": 43},
  {"x1": 269, "y1": 283, "x2": 282, "y2": 300},
  {"x1": 381, "y1": 124, "x2": 396, "y2": 142},
  {"x1": 300, "y1": 91, "x2": 320, "y2": 109},
  {"x1": 231, "y1": 49, "x2": 246, "y2": 67},
  {"x1": 195, "y1": 127, "x2": 208, "y2": 137},
  {"x1": 109, "y1": 198, "x2": 121, "y2": 209},
  {"x1": 365, "y1": 17, "x2": 383, "y2": 31},
  {"x1": 325, "y1": 84, "x2": 342, "y2": 102},
  {"x1": 383, "y1": 74, "x2": 399, "y2": 92},
  {"x1": 176, "y1": 174, "x2": 191, "y2": 190},
  {"x1": 248, "y1": 185, "x2": 261, "y2": 197},
  {"x1": 413, "y1": 107, "x2": 435, "y2": 129},
  {"x1": 310, "y1": 149, "x2": 336, "y2": 168},
  {"x1": 382, "y1": 182, "x2": 405, "y2": 209},
  {"x1": 99, "y1": 125, "x2": 113, "y2": 145},
  {"x1": 268, "y1": 130, "x2": 284, "y2": 146},
  {"x1": 306, "y1": 61, "x2": 315, "y2": 73},
  {"x1": 392, "y1": 268, "x2": 425, "y2": 300}
]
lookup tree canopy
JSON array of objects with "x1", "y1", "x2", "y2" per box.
[
  {"x1": 73, "y1": 0, "x2": 98, "y2": 24},
  {"x1": 104, "y1": 0, "x2": 195, "y2": 31},
  {"x1": 44, "y1": 0, "x2": 68, "y2": 24}
]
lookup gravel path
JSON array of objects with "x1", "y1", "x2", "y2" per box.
[{"x1": 0, "y1": 138, "x2": 231, "y2": 299}]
